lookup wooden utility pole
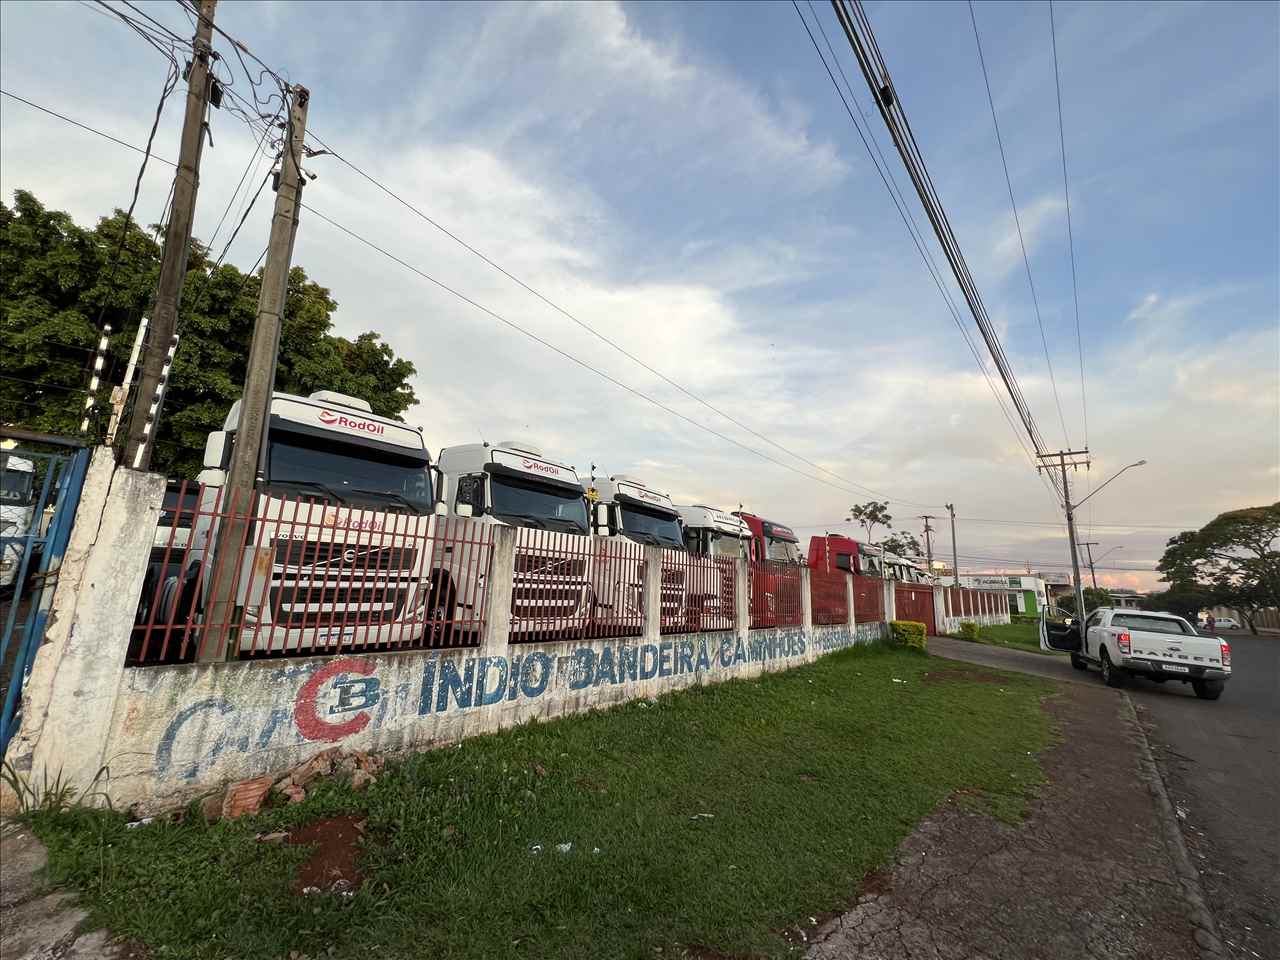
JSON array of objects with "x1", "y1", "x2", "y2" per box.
[
  {"x1": 1079, "y1": 541, "x2": 1100, "y2": 591},
  {"x1": 1036, "y1": 449, "x2": 1091, "y2": 620},
  {"x1": 122, "y1": 0, "x2": 217, "y2": 469},
  {"x1": 203, "y1": 84, "x2": 309, "y2": 658},
  {"x1": 945, "y1": 503, "x2": 959, "y2": 586},
  {"x1": 919, "y1": 514, "x2": 937, "y2": 575}
]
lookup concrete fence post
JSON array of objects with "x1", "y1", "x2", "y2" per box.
[
  {"x1": 2, "y1": 449, "x2": 164, "y2": 806},
  {"x1": 642, "y1": 545, "x2": 663, "y2": 643},
  {"x1": 735, "y1": 557, "x2": 750, "y2": 643},
  {"x1": 479, "y1": 524, "x2": 515, "y2": 656},
  {"x1": 800, "y1": 566, "x2": 813, "y2": 634},
  {"x1": 846, "y1": 574, "x2": 856, "y2": 630},
  {"x1": 884, "y1": 578, "x2": 896, "y2": 623}
]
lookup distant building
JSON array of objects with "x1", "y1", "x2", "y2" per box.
[
  {"x1": 1109, "y1": 590, "x2": 1144, "y2": 609},
  {"x1": 957, "y1": 575, "x2": 1049, "y2": 615}
]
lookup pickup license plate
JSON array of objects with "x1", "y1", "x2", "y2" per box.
[{"x1": 1161, "y1": 664, "x2": 1189, "y2": 674}]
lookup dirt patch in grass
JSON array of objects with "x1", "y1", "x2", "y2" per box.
[
  {"x1": 923, "y1": 668, "x2": 1008, "y2": 685},
  {"x1": 289, "y1": 815, "x2": 365, "y2": 895},
  {"x1": 857, "y1": 867, "x2": 893, "y2": 897}
]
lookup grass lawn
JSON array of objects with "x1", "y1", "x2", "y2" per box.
[
  {"x1": 28, "y1": 644, "x2": 1053, "y2": 960},
  {"x1": 966, "y1": 620, "x2": 1061, "y2": 656}
]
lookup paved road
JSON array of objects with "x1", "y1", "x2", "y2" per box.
[{"x1": 930, "y1": 634, "x2": 1279, "y2": 960}]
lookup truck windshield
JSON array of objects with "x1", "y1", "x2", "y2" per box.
[
  {"x1": 267, "y1": 430, "x2": 432, "y2": 513},
  {"x1": 491, "y1": 474, "x2": 588, "y2": 533},
  {"x1": 1111, "y1": 613, "x2": 1194, "y2": 636},
  {"x1": 766, "y1": 536, "x2": 802, "y2": 563},
  {"x1": 620, "y1": 503, "x2": 684, "y2": 548},
  {"x1": 711, "y1": 532, "x2": 746, "y2": 559},
  {"x1": 0, "y1": 466, "x2": 35, "y2": 505}
]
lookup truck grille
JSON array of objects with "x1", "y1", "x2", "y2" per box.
[
  {"x1": 512, "y1": 584, "x2": 584, "y2": 619},
  {"x1": 268, "y1": 584, "x2": 409, "y2": 626},
  {"x1": 275, "y1": 540, "x2": 417, "y2": 572},
  {"x1": 513, "y1": 552, "x2": 586, "y2": 578}
]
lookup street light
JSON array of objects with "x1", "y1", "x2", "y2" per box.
[
  {"x1": 1064, "y1": 459, "x2": 1146, "y2": 618},
  {"x1": 1074, "y1": 460, "x2": 1147, "y2": 510}
]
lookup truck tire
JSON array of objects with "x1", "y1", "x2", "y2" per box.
[
  {"x1": 1192, "y1": 679, "x2": 1224, "y2": 701},
  {"x1": 1070, "y1": 653, "x2": 1087, "y2": 671},
  {"x1": 1100, "y1": 649, "x2": 1125, "y2": 688}
]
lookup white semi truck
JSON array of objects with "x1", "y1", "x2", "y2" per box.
[
  {"x1": 586, "y1": 474, "x2": 687, "y2": 632},
  {"x1": 435, "y1": 440, "x2": 591, "y2": 636},
  {"x1": 0, "y1": 452, "x2": 37, "y2": 591},
  {"x1": 154, "y1": 390, "x2": 439, "y2": 655},
  {"x1": 675, "y1": 504, "x2": 750, "y2": 631}
]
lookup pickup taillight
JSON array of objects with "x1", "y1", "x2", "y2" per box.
[
  {"x1": 1220, "y1": 641, "x2": 1231, "y2": 668},
  {"x1": 1116, "y1": 631, "x2": 1131, "y2": 654}
]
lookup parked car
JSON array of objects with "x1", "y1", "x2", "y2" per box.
[
  {"x1": 1041, "y1": 607, "x2": 1230, "y2": 700},
  {"x1": 1211, "y1": 616, "x2": 1241, "y2": 630}
]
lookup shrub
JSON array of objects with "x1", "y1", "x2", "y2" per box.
[
  {"x1": 957, "y1": 621, "x2": 979, "y2": 641},
  {"x1": 889, "y1": 620, "x2": 928, "y2": 654}
]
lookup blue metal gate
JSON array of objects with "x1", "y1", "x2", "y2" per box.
[{"x1": 1, "y1": 433, "x2": 91, "y2": 755}]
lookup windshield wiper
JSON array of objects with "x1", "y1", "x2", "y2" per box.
[
  {"x1": 269, "y1": 479, "x2": 348, "y2": 504},
  {"x1": 347, "y1": 488, "x2": 420, "y2": 513},
  {"x1": 543, "y1": 517, "x2": 588, "y2": 534},
  {"x1": 495, "y1": 512, "x2": 548, "y2": 529}
]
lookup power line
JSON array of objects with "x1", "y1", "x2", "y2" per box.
[
  {"x1": 0, "y1": 89, "x2": 176, "y2": 166},
  {"x1": 792, "y1": 515, "x2": 1193, "y2": 531},
  {"x1": 1049, "y1": 0, "x2": 1089, "y2": 450},
  {"x1": 304, "y1": 126, "x2": 939, "y2": 510},
  {"x1": 829, "y1": 0, "x2": 1059, "y2": 484},
  {"x1": 967, "y1": 0, "x2": 1070, "y2": 448},
  {"x1": 301, "y1": 200, "x2": 941, "y2": 507},
  {"x1": 791, "y1": 1, "x2": 1062, "y2": 507}
]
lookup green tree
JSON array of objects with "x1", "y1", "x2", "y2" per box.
[
  {"x1": 1141, "y1": 582, "x2": 1215, "y2": 622},
  {"x1": 847, "y1": 501, "x2": 892, "y2": 577},
  {"x1": 1, "y1": 190, "x2": 417, "y2": 477},
  {"x1": 880, "y1": 532, "x2": 922, "y2": 558},
  {"x1": 1056, "y1": 587, "x2": 1113, "y2": 616},
  {"x1": 1157, "y1": 504, "x2": 1280, "y2": 634}
]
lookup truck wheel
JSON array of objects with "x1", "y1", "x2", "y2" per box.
[
  {"x1": 428, "y1": 578, "x2": 456, "y2": 647},
  {"x1": 1192, "y1": 679, "x2": 1223, "y2": 701},
  {"x1": 1070, "y1": 653, "x2": 1087, "y2": 671},
  {"x1": 1100, "y1": 649, "x2": 1125, "y2": 688}
]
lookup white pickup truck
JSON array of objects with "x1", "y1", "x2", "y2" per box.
[{"x1": 1041, "y1": 606, "x2": 1231, "y2": 700}]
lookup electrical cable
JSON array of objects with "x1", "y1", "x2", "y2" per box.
[
  {"x1": 301, "y1": 200, "x2": 942, "y2": 506},
  {"x1": 1049, "y1": 0, "x2": 1089, "y2": 451},
  {"x1": 793, "y1": 0, "x2": 1064, "y2": 508},
  {"x1": 0, "y1": 90, "x2": 176, "y2": 166},
  {"x1": 304, "y1": 126, "x2": 938, "y2": 510},
  {"x1": 967, "y1": 0, "x2": 1071, "y2": 448}
]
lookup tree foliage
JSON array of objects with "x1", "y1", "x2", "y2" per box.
[
  {"x1": 1056, "y1": 587, "x2": 1113, "y2": 615},
  {"x1": 1, "y1": 190, "x2": 417, "y2": 477},
  {"x1": 848, "y1": 501, "x2": 892, "y2": 544},
  {"x1": 880, "y1": 532, "x2": 922, "y2": 558},
  {"x1": 1157, "y1": 503, "x2": 1280, "y2": 633}
]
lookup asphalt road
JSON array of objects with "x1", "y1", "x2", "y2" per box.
[{"x1": 929, "y1": 632, "x2": 1279, "y2": 960}]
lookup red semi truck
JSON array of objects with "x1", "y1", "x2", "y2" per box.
[
  {"x1": 733, "y1": 511, "x2": 803, "y2": 627},
  {"x1": 806, "y1": 533, "x2": 861, "y2": 575}
]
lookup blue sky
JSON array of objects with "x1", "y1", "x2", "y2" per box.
[{"x1": 2, "y1": 0, "x2": 1277, "y2": 588}]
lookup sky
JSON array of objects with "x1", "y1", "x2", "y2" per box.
[{"x1": 2, "y1": 0, "x2": 1277, "y2": 590}]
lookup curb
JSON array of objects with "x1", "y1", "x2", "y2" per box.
[{"x1": 1120, "y1": 693, "x2": 1226, "y2": 960}]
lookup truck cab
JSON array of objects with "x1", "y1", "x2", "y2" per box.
[
  {"x1": 172, "y1": 390, "x2": 437, "y2": 655},
  {"x1": 733, "y1": 512, "x2": 803, "y2": 565},
  {"x1": 1, "y1": 452, "x2": 36, "y2": 590},
  {"x1": 436, "y1": 440, "x2": 590, "y2": 636},
  {"x1": 586, "y1": 474, "x2": 685, "y2": 634},
  {"x1": 807, "y1": 533, "x2": 860, "y2": 575},
  {"x1": 1040, "y1": 606, "x2": 1231, "y2": 700},
  {"x1": 677, "y1": 504, "x2": 749, "y2": 631},
  {"x1": 734, "y1": 511, "x2": 804, "y2": 627}
]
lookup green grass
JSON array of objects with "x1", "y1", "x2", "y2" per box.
[
  {"x1": 29, "y1": 645, "x2": 1052, "y2": 960},
  {"x1": 962, "y1": 621, "x2": 1060, "y2": 655}
]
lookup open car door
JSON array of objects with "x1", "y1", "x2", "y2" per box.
[{"x1": 1040, "y1": 606, "x2": 1081, "y2": 653}]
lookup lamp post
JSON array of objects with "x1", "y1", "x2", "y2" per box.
[{"x1": 1067, "y1": 460, "x2": 1146, "y2": 617}]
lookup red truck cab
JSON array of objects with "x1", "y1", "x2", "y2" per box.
[
  {"x1": 806, "y1": 534, "x2": 861, "y2": 575},
  {"x1": 733, "y1": 512, "x2": 804, "y2": 564}
]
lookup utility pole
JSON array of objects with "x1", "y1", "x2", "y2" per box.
[
  {"x1": 919, "y1": 514, "x2": 938, "y2": 575},
  {"x1": 1078, "y1": 541, "x2": 1100, "y2": 591},
  {"x1": 122, "y1": 0, "x2": 217, "y2": 469},
  {"x1": 945, "y1": 503, "x2": 959, "y2": 586},
  {"x1": 203, "y1": 84, "x2": 310, "y2": 658},
  {"x1": 1036, "y1": 449, "x2": 1091, "y2": 621}
]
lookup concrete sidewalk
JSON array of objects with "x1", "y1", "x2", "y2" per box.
[
  {"x1": 0, "y1": 822, "x2": 139, "y2": 960},
  {"x1": 808, "y1": 677, "x2": 1221, "y2": 960}
]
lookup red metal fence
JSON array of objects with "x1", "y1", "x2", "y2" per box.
[
  {"x1": 894, "y1": 581, "x2": 937, "y2": 636},
  {"x1": 809, "y1": 566, "x2": 849, "y2": 625},
  {"x1": 853, "y1": 574, "x2": 885, "y2": 624},
  {"x1": 659, "y1": 550, "x2": 737, "y2": 635},
  {"x1": 129, "y1": 482, "x2": 493, "y2": 666},
  {"x1": 511, "y1": 529, "x2": 639, "y2": 643},
  {"x1": 748, "y1": 560, "x2": 803, "y2": 629}
]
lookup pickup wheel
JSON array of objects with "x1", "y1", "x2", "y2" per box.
[
  {"x1": 1069, "y1": 653, "x2": 1088, "y2": 671},
  {"x1": 1100, "y1": 649, "x2": 1125, "y2": 688},
  {"x1": 1192, "y1": 679, "x2": 1224, "y2": 701}
]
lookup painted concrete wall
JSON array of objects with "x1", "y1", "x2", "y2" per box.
[{"x1": 4, "y1": 480, "x2": 890, "y2": 814}]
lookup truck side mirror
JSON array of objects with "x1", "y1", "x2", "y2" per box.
[
  {"x1": 203, "y1": 431, "x2": 230, "y2": 470},
  {"x1": 592, "y1": 502, "x2": 611, "y2": 536}
]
